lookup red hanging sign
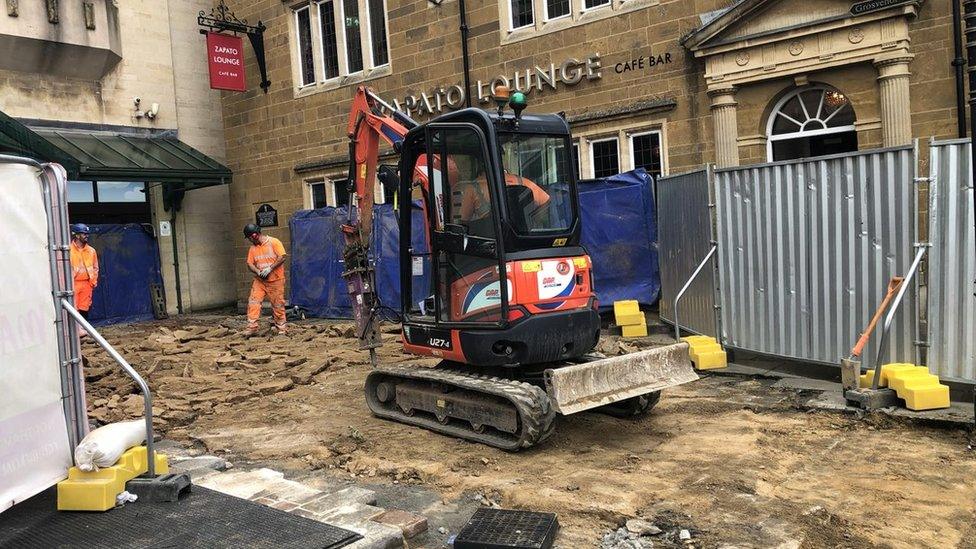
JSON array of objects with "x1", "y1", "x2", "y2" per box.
[{"x1": 206, "y1": 32, "x2": 246, "y2": 91}]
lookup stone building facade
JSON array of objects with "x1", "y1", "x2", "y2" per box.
[
  {"x1": 0, "y1": 0, "x2": 236, "y2": 315},
  {"x1": 218, "y1": 0, "x2": 960, "y2": 301}
]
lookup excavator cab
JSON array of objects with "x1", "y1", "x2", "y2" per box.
[{"x1": 396, "y1": 108, "x2": 601, "y2": 368}]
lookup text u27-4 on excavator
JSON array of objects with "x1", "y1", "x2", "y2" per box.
[{"x1": 340, "y1": 85, "x2": 698, "y2": 451}]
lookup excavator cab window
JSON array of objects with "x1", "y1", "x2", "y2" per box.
[{"x1": 497, "y1": 133, "x2": 575, "y2": 235}]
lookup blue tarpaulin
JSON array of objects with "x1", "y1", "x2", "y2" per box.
[
  {"x1": 289, "y1": 204, "x2": 430, "y2": 319},
  {"x1": 288, "y1": 169, "x2": 659, "y2": 318},
  {"x1": 86, "y1": 224, "x2": 163, "y2": 326},
  {"x1": 578, "y1": 169, "x2": 660, "y2": 308}
]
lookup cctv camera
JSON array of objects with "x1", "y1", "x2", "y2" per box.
[
  {"x1": 146, "y1": 103, "x2": 160, "y2": 119},
  {"x1": 133, "y1": 97, "x2": 141, "y2": 105}
]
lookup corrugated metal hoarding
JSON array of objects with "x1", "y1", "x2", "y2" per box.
[
  {"x1": 714, "y1": 146, "x2": 917, "y2": 366},
  {"x1": 657, "y1": 168, "x2": 717, "y2": 337},
  {"x1": 927, "y1": 139, "x2": 976, "y2": 382}
]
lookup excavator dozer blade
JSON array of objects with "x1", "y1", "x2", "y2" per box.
[{"x1": 543, "y1": 342, "x2": 698, "y2": 415}]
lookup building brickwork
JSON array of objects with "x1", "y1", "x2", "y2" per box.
[{"x1": 219, "y1": 0, "x2": 962, "y2": 302}]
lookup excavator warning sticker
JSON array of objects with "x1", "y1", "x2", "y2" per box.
[{"x1": 537, "y1": 260, "x2": 576, "y2": 299}]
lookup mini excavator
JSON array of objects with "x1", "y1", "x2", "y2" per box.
[{"x1": 340, "y1": 86, "x2": 697, "y2": 450}]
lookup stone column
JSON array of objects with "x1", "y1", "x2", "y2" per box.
[
  {"x1": 709, "y1": 87, "x2": 739, "y2": 168},
  {"x1": 874, "y1": 55, "x2": 914, "y2": 147}
]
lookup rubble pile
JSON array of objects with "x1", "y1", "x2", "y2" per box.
[{"x1": 82, "y1": 321, "x2": 356, "y2": 431}]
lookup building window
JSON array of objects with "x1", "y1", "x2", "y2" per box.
[
  {"x1": 307, "y1": 180, "x2": 328, "y2": 209},
  {"x1": 589, "y1": 138, "x2": 619, "y2": 178},
  {"x1": 293, "y1": 0, "x2": 390, "y2": 93},
  {"x1": 97, "y1": 182, "x2": 146, "y2": 202},
  {"x1": 68, "y1": 181, "x2": 95, "y2": 202},
  {"x1": 767, "y1": 86, "x2": 858, "y2": 162},
  {"x1": 629, "y1": 131, "x2": 662, "y2": 178},
  {"x1": 545, "y1": 0, "x2": 570, "y2": 19},
  {"x1": 500, "y1": 0, "x2": 658, "y2": 41},
  {"x1": 333, "y1": 178, "x2": 350, "y2": 207},
  {"x1": 511, "y1": 0, "x2": 534, "y2": 29},
  {"x1": 295, "y1": 5, "x2": 315, "y2": 86},
  {"x1": 367, "y1": 0, "x2": 389, "y2": 67},
  {"x1": 318, "y1": 1, "x2": 340, "y2": 79}
]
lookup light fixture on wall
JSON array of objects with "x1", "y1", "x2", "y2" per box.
[
  {"x1": 132, "y1": 97, "x2": 160, "y2": 121},
  {"x1": 429, "y1": 0, "x2": 443, "y2": 5}
]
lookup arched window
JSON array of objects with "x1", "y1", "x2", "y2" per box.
[{"x1": 766, "y1": 86, "x2": 858, "y2": 162}]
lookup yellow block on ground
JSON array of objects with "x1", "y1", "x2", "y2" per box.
[
  {"x1": 901, "y1": 384, "x2": 951, "y2": 411},
  {"x1": 858, "y1": 363, "x2": 919, "y2": 388},
  {"x1": 58, "y1": 446, "x2": 169, "y2": 511},
  {"x1": 681, "y1": 336, "x2": 727, "y2": 370},
  {"x1": 621, "y1": 323, "x2": 648, "y2": 338},
  {"x1": 613, "y1": 300, "x2": 640, "y2": 322},
  {"x1": 615, "y1": 312, "x2": 646, "y2": 327},
  {"x1": 887, "y1": 367, "x2": 933, "y2": 393}
]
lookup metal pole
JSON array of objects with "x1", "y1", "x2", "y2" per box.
[
  {"x1": 955, "y1": 0, "x2": 968, "y2": 138},
  {"x1": 673, "y1": 245, "x2": 717, "y2": 342},
  {"x1": 459, "y1": 0, "x2": 472, "y2": 108},
  {"x1": 872, "y1": 246, "x2": 928, "y2": 390},
  {"x1": 61, "y1": 299, "x2": 156, "y2": 476}
]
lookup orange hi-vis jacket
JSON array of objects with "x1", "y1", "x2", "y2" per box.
[
  {"x1": 247, "y1": 236, "x2": 287, "y2": 282},
  {"x1": 70, "y1": 242, "x2": 99, "y2": 285}
]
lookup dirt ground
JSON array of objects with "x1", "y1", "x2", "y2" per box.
[{"x1": 82, "y1": 314, "x2": 976, "y2": 548}]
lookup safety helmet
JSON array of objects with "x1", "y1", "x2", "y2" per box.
[
  {"x1": 243, "y1": 223, "x2": 262, "y2": 238},
  {"x1": 70, "y1": 223, "x2": 91, "y2": 234}
]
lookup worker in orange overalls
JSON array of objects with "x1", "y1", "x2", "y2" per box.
[
  {"x1": 69, "y1": 223, "x2": 98, "y2": 322},
  {"x1": 243, "y1": 223, "x2": 288, "y2": 335}
]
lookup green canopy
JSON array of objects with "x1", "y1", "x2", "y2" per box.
[{"x1": 0, "y1": 109, "x2": 230, "y2": 189}]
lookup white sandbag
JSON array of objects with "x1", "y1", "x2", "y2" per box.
[{"x1": 73, "y1": 420, "x2": 146, "y2": 472}]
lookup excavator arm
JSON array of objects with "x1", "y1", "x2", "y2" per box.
[{"x1": 341, "y1": 87, "x2": 417, "y2": 359}]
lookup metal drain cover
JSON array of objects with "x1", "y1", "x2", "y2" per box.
[{"x1": 454, "y1": 508, "x2": 558, "y2": 549}]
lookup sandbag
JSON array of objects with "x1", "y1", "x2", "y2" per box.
[{"x1": 73, "y1": 420, "x2": 146, "y2": 472}]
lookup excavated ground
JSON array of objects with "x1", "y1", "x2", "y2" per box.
[{"x1": 83, "y1": 314, "x2": 976, "y2": 548}]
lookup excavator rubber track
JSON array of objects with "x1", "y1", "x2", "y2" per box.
[{"x1": 364, "y1": 365, "x2": 555, "y2": 451}]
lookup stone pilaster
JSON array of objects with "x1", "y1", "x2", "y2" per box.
[
  {"x1": 874, "y1": 55, "x2": 914, "y2": 147},
  {"x1": 709, "y1": 87, "x2": 739, "y2": 168}
]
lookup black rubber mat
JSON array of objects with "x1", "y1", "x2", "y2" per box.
[
  {"x1": 0, "y1": 486, "x2": 361, "y2": 549},
  {"x1": 454, "y1": 508, "x2": 558, "y2": 549}
]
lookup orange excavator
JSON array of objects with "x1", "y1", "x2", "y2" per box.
[{"x1": 341, "y1": 86, "x2": 697, "y2": 450}]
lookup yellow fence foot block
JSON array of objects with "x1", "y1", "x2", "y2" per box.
[
  {"x1": 681, "y1": 336, "x2": 727, "y2": 370},
  {"x1": 621, "y1": 324, "x2": 648, "y2": 338},
  {"x1": 859, "y1": 363, "x2": 919, "y2": 388},
  {"x1": 613, "y1": 300, "x2": 640, "y2": 324},
  {"x1": 902, "y1": 385, "x2": 951, "y2": 411},
  {"x1": 615, "y1": 312, "x2": 646, "y2": 327},
  {"x1": 57, "y1": 446, "x2": 169, "y2": 511}
]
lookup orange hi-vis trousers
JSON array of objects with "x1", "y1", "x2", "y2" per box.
[
  {"x1": 74, "y1": 279, "x2": 94, "y2": 312},
  {"x1": 247, "y1": 278, "x2": 286, "y2": 328}
]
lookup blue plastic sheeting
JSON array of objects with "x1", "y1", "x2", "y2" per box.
[
  {"x1": 289, "y1": 204, "x2": 430, "y2": 319},
  {"x1": 578, "y1": 169, "x2": 660, "y2": 309},
  {"x1": 86, "y1": 224, "x2": 163, "y2": 326},
  {"x1": 289, "y1": 169, "x2": 659, "y2": 319}
]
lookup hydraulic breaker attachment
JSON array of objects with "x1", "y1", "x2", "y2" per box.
[{"x1": 543, "y1": 342, "x2": 697, "y2": 415}]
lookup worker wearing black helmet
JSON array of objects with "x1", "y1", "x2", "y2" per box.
[{"x1": 243, "y1": 224, "x2": 288, "y2": 335}]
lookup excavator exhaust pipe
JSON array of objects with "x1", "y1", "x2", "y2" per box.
[{"x1": 544, "y1": 342, "x2": 698, "y2": 415}]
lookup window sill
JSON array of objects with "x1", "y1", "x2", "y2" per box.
[
  {"x1": 293, "y1": 64, "x2": 393, "y2": 99},
  {"x1": 501, "y1": 0, "x2": 659, "y2": 46}
]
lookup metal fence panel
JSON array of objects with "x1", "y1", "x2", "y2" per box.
[
  {"x1": 928, "y1": 139, "x2": 976, "y2": 382},
  {"x1": 714, "y1": 146, "x2": 916, "y2": 366},
  {"x1": 657, "y1": 168, "x2": 717, "y2": 336}
]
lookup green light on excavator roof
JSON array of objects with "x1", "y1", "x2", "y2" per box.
[{"x1": 510, "y1": 91, "x2": 527, "y2": 119}]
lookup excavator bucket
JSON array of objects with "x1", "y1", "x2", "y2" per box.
[{"x1": 543, "y1": 342, "x2": 698, "y2": 415}]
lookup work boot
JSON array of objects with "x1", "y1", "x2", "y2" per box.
[
  {"x1": 274, "y1": 324, "x2": 288, "y2": 335},
  {"x1": 243, "y1": 325, "x2": 259, "y2": 337}
]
